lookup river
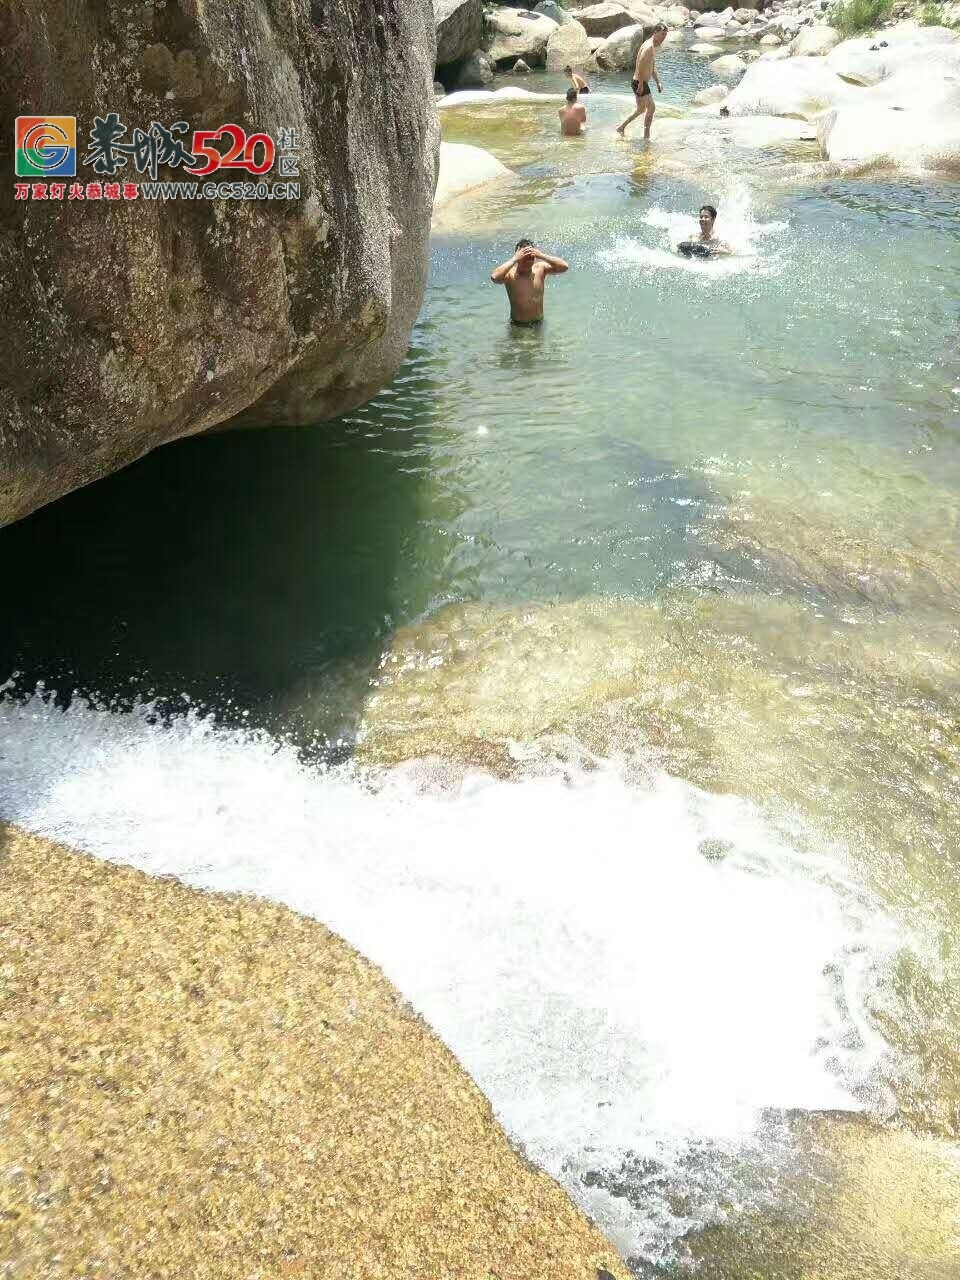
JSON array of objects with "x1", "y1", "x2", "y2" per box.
[{"x1": 1, "y1": 48, "x2": 959, "y2": 1276}]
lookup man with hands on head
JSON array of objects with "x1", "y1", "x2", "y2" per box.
[{"x1": 490, "y1": 239, "x2": 569, "y2": 326}]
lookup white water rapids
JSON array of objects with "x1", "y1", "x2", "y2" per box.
[{"x1": 0, "y1": 690, "x2": 908, "y2": 1265}]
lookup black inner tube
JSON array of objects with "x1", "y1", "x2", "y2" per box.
[{"x1": 678, "y1": 240, "x2": 713, "y2": 259}]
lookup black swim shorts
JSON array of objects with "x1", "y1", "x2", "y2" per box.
[{"x1": 631, "y1": 79, "x2": 651, "y2": 98}]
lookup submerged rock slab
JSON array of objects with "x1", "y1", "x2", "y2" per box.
[
  {"x1": 623, "y1": 1111, "x2": 960, "y2": 1277},
  {"x1": 434, "y1": 141, "x2": 513, "y2": 210},
  {"x1": 0, "y1": 825, "x2": 630, "y2": 1280},
  {"x1": 0, "y1": 0, "x2": 440, "y2": 527}
]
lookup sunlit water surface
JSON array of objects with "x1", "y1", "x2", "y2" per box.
[{"x1": 2, "y1": 55, "x2": 960, "y2": 1276}]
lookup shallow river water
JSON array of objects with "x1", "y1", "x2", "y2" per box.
[{"x1": 2, "y1": 51, "x2": 960, "y2": 1276}]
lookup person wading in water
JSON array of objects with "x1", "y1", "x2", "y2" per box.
[
  {"x1": 490, "y1": 239, "x2": 570, "y2": 325},
  {"x1": 564, "y1": 64, "x2": 591, "y2": 94},
  {"x1": 678, "y1": 204, "x2": 733, "y2": 258},
  {"x1": 559, "y1": 86, "x2": 588, "y2": 136},
  {"x1": 616, "y1": 23, "x2": 667, "y2": 140}
]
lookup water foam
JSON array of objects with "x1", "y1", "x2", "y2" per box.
[
  {"x1": 0, "y1": 691, "x2": 905, "y2": 1265},
  {"x1": 599, "y1": 184, "x2": 787, "y2": 280}
]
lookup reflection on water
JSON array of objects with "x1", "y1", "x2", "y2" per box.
[{"x1": 2, "y1": 47, "x2": 960, "y2": 1279}]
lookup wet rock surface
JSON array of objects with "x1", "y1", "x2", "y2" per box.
[{"x1": 0, "y1": 824, "x2": 632, "y2": 1280}]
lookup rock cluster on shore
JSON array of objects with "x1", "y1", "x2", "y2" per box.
[
  {"x1": 434, "y1": 0, "x2": 843, "y2": 87},
  {"x1": 0, "y1": 825, "x2": 630, "y2": 1279},
  {"x1": 434, "y1": 2, "x2": 960, "y2": 183}
]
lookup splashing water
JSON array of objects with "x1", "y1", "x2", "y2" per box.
[
  {"x1": 599, "y1": 185, "x2": 788, "y2": 279},
  {"x1": 0, "y1": 690, "x2": 910, "y2": 1267}
]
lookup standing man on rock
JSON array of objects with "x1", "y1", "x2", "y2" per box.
[{"x1": 616, "y1": 24, "x2": 667, "y2": 140}]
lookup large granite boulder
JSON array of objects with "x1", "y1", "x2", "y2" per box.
[
  {"x1": 620, "y1": 0, "x2": 660, "y2": 23},
  {"x1": 824, "y1": 23, "x2": 959, "y2": 84},
  {"x1": 818, "y1": 98, "x2": 960, "y2": 172},
  {"x1": 711, "y1": 52, "x2": 748, "y2": 74},
  {"x1": 660, "y1": 5, "x2": 693, "y2": 25},
  {"x1": 817, "y1": 27, "x2": 960, "y2": 173},
  {"x1": 596, "y1": 22, "x2": 647, "y2": 68},
  {"x1": 789, "y1": 23, "x2": 840, "y2": 56},
  {"x1": 573, "y1": 3, "x2": 638, "y2": 37},
  {"x1": 546, "y1": 19, "x2": 598, "y2": 70},
  {"x1": 483, "y1": 8, "x2": 559, "y2": 67},
  {"x1": 435, "y1": 0, "x2": 484, "y2": 68},
  {"x1": 0, "y1": 0, "x2": 440, "y2": 528},
  {"x1": 4, "y1": 828, "x2": 632, "y2": 1280},
  {"x1": 451, "y1": 50, "x2": 496, "y2": 87},
  {"x1": 723, "y1": 54, "x2": 858, "y2": 115}
]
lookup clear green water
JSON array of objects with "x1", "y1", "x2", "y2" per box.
[{"x1": 2, "y1": 53, "x2": 960, "y2": 1276}]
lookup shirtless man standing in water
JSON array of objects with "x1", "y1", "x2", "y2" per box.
[
  {"x1": 490, "y1": 239, "x2": 569, "y2": 325},
  {"x1": 617, "y1": 24, "x2": 667, "y2": 140}
]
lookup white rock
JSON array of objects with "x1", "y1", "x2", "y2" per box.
[
  {"x1": 759, "y1": 32, "x2": 782, "y2": 45},
  {"x1": 483, "y1": 8, "x2": 559, "y2": 67},
  {"x1": 825, "y1": 24, "x2": 959, "y2": 86},
  {"x1": 711, "y1": 52, "x2": 748, "y2": 74},
  {"x1": 690, "y1": 41, "x2": 725, "y2": 55},
  {"x1": 620, "y1": 0, "x2": 659, "y2": 23},
  {"x1": 693, "y1": 81, "x2": 732, "y2": 103},
  {"x1": 595, "y1": 22, "x2": 647, "y2": 68},
  {"x1": 789, "y1": 23, "x2": 840, "y2": 56},
  {"x1": 724, "y1": 53, "x2": 858, "y2": 116},
  {"x1": 768, "y1": 13, "x2": 805, "y2": 35},
  {"x1": 546, "y1": 18, "x2": 597, "y2": 69},
  {"x1": 573, "y1": 1, "x2": 637, "y2": 36},
  {"x1": 660, "y1": 5, "x2": 693, "y2": 26},
  {"x1": 696, "y1": 26, "x2": 728, "y2": 40},
  {"x1": 434, "y1": 142, "x2": 511, "y2": 210},
  {"x1": 819, "y1": 99, "x2": 960, "y2": 173}
]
